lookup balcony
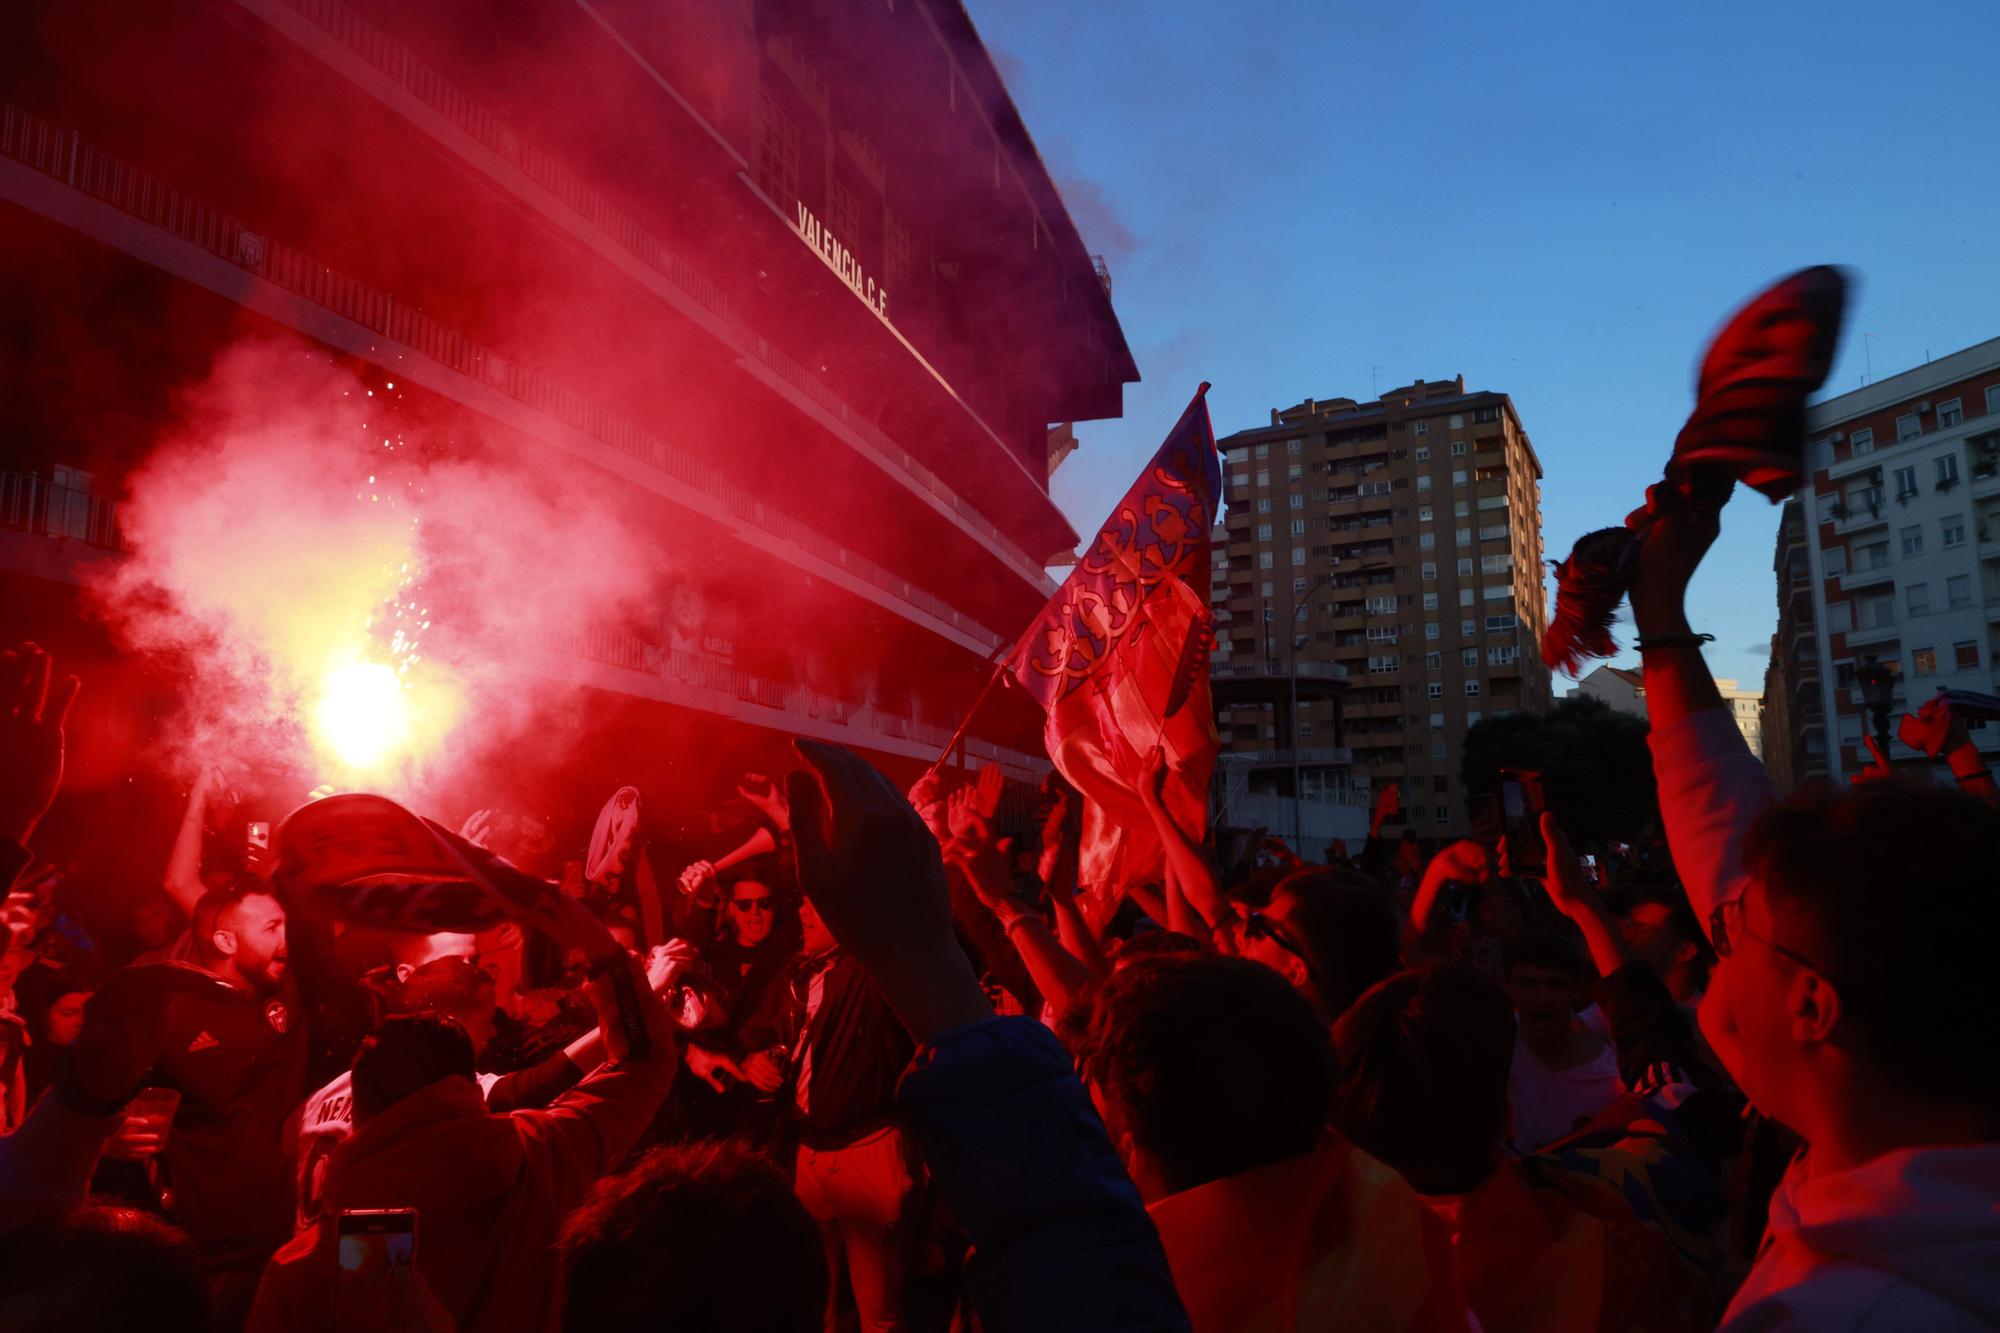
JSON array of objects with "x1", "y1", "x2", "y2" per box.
[
  {"x1": 1838, "y1": 564, "x2": 1895, "y2": 594},
  {"x1": 1211, "y1": 659, "x2": 1350, "y2": 684},
  {"x1": 1216, "y1": 747, "x2": 1355, "y2": 768},
  {"x1": 1843, "y1": 618, "x2": 1901, "y2": 648},
  {"x1": 0, "y1": 470, "x2": 123, "y2": 550},
  {"x1": 1831, "y1": 503, "x2": 1888, "y2": 535},
  {"x1": 0, "y1": 102, "x2": 1014, "y2": 658}
]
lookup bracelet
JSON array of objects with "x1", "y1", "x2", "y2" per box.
[
  {"x1": 1955, "y1": 770, "x2": 1991, "y2": 787},
  {"x1": 1635, "y1": 633, "x2": 1714, "y2": 652}
]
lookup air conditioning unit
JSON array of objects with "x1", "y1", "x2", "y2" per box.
[
  {"x1": 1916, "y1": 400, "x2": 1933, "y2": 413},
  {"x1": 1831, "y1": 431, "x2": 1846, "y2": 443}
]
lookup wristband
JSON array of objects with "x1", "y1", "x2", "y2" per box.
[
  {"x1": 1946, "y1": 743, "x2": 1990, "y2": 780},
  {"x1": 1635, "y1": 633, "x2": 1714, "y2": 652}
]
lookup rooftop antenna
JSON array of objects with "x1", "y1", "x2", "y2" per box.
[
  {"x1": 1370, "y1": 365, "x2": 1383, "y2": 396},
  {"x1": 1861, "y1": 332, "x2": 1874, "y2": 386}
]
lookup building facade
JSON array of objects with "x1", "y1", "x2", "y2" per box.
[
  {"x1": 1214, "y1": 375, "x2": 1551, "y2": 839},
  {"x1": 1778, "y1": 336, "x2": 2000, "y2": 782},
  {"x1": 1572, "y1": 665, "x2": 1761, "y2": 758},
  {"x1": 0, "y1": 0, "x2": 1134, "y2": 844},
  {"x1": 1763, "y1": 497, "x2": 1826, "y2": 788}
]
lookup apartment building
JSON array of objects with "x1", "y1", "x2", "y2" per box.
[
  {"x1": 1215, "y1": 375, "x2": 1551, "y2": 838},
  {"x1": 1763, "y1": 497, "x2": 1826, "y2": 788},
  {"x1": 1780, "y1": 336, "x2": 2000, "y2": 781}
]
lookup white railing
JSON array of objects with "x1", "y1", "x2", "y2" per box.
[
  {"x1": 0, "y1": 469, "x2": 123, "y2": 549},
  {"x1": 0, "y1": 100, "x2": 1010, "y2": 655}
]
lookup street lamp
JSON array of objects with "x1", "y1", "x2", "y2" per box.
[{"x1": 1856, "y1": 656, "x2": 1895, "y2": 759}]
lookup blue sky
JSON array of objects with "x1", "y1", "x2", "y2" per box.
[{"x1": 971, "y1": 0, "x2": 2000, "y2": 692}]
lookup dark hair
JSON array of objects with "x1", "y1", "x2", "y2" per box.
[
  {"x1": 0, "y1": 1204, "x2": 208, "y2": 1332},
  {"x1": 1331, "y1": 966, "x2": 1516, "y2": 1195},
  {"x1": 1079, "y1": 953, "x2": 1338, "y2": 1195},
  {"x1": 394, "y1": 957, "x2": 495, "y2": 1023},
  {"x1": 559, "y1": 1141, "x2": 825, "y2": 1332},
  {"x1": 1270, "y1": 870, "x2": 1402, "y2": 1020},
  {"x1": 188, "y1": 883, "x2": 278, "y2": 958},
  {"x1": 1606, "y1": 882, "x2": 1716, "y2": 972},
  {"x1": 1501, "y1": 929, "x2": 1590, "y2": 983},
  {"x1": 350, "y1": 1014, "x2": 477, "y2": 1120},
  {"x1": 1743, "y1": 780, "x2": 2000, "y2": 1113}
]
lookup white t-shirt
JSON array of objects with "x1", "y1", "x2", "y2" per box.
[{"x1": 1508, "y1": 1030, "x2": 1622, "y2": 1153}]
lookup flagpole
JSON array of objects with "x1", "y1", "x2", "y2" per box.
[{"x1": 923, "y1": 655, "x2": 1010, "y2": 782}]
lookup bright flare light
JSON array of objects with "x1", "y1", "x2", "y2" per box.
[{"x1": 313, "y1": 660, "x2": 412, "y2": 771}]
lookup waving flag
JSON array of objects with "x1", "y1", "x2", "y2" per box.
[{"x1": 1005, "y1": 385, "x2": 1221, "y2": 903}]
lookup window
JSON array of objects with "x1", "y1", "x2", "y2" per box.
[
  {"x1": 1255, "y1": 470, "x2": 1269, "y2": 487},
  {"x1": 1948, "y1": 574, "x2": 1972, "y2": 608},
  {"x1": 1255, "y1": 443, "x2": 1270, "y2": 458},
  {"x1": 1462, "y1": 647, "x2": 1478, "y2": 666},
  {"x1": 1259, "y1": 552, "x2": 1274, "y2": 569},
  {"x1": 1414, "y1": 420, "x2": 1429, "y2": 436},
  {"x1": 1419, "y1": 531, "x2": 1436, "y2": 550},
  {"x1": 1485, "y1": 614, "x2": 1518, "y2": 633},
  {"x1": 1901, "y1": 524, "x2": 1924, "y2": 557},
  {"x1": 1483, "y1": 584, "x2": 1513, "y2": 601},
  {"x1": 1286, "y1": 438, "x2": 1301, "y2": 454},
  {"x1": 1454, "y1": 499, "x2": 1470, "y2": 517},
  {"x1": 1451, "y1": 441, "x2": 1468, "y2": 457},
  {"x1": 1465, "y1": 680, "x2": 1481, "y2": 696},
  {"x1": 1957, "y1": 642, "x2": 1981, "y2": 670},
  {"x1": 1292, "y1": 577, "x2": 1308, "y2": 594},
  {"x1": 1428, "y1": 683, "x2": 1444, "y2": 699},
  {"x1": 1459, "y1": 589, "x2": 1475, "y2": 607},
  {"x1": 1425, "y1": 622, "x2": 1441, "y2": 640},
  {"x1": 1256, "y1": 497, "x2": 1271, "y2": 513},
  {"x1": 1425, "y1": 651, "x2": 1442, "y2": 669},
  {"x1": 1418, "y1": 505, "x2": 1434, "y2": 522},
  {"x1": 1288, "y1": 463, "x2": 1303, "y2": 482},
  {"x1": 1942, "y1": 514, "x2": 1966, "y2": 547},
  {"x1": 1487, "y1": 644, "x2": 1519, "y2": 666},
  {"x1": 1857, "y1": 540, "x2": 1890, "y2": 570},
  {"x1": 1457, "y1": 558, "x2": 1474, "y2": 576},
  {"x1": 1421, "y1": 562, "x2": 1437, "y2": 581},
  {"x1": 1987, "y1": 384, "x2": 2000, "y2": 416},
  {"x1": 1417, "y1": 474, "x2": 1432, "y2": 492},
  {"x1": 1823, "y1": 546, "x2": 1847, "y2": 576},
  {"x1": 1431, "y1": 743, "x2": 1448, "y2": 761},
  {"x1": 1261, "y1": 581, "x2": 1275, "y2": 597},
  {"x1": 1851, "y1": 428, "x2": 1874, "y2": 455},
  {"x1": 1906, "y1": 582, "x2": 1930, "y2": 615},
  {"x1": 1455, "y1": 527, "x2": 1472, "y2": 545},
  {"x1": 1449, "y1": 414, "x2": 1464, "y2": 430},
  {"x1": 1290, "y1": 518, "x2": 1306, "y2": 536},
  {"x1": 1257, "y1": 522, "x2": 1272, "y2": 541},
  {"x1": 1939, "y1": 398, "x2": 1963, "y2": 429},
  {"x1": 1894, "y1": 466, "x2": 1918, "y2": 499},
  {"x1": 1422, "y1": 592, "x2": 1439, "y2": 610},
  {"x1": 1937, "y1": 455, "x2": 1960, "y2": 487},
  {"x1": 1415, "y1": 445, "x2": 1431, "y2": 461},
  {"x1": 1913, "y1": 647, "x2": 1937, "y2": 675},
  {"x1": 1430, "y1": 712, "x2": 1445, "y2": 729},
  {"x1": 1481, "y1": 553, "x2": 1512, "y2": 573},
  {"x1": 1452, "y1": 470, "x2": 1468, "y2": 487},
  {"x1": 1289, "y1": 494, "x2": 1303, "y2": 510},
  {"x1": 1897, "y1": 413, "x2": 1922, "y2": 442},
  {"x1": 1291, "y1": 546, "x2": 1306, "y2": 566}
]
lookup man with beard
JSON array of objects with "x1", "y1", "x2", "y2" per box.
[{"x1": 138, "y1": 883, "x2": 310, "y2": 1306}]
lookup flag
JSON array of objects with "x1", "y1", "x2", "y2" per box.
[{"x1": 1005, "y1": 385, "x2": 1221, "y2": 902}]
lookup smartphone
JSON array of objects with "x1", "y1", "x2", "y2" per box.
[
  {"x1": 247, "y1": 821, "x2": 271, "y2": 853},
  {"x1": 336, "y1": 1208, "x2": 418, "y2": 1322},
  {"x1": 1498, "y1": 767, "x2": 1547, "y2": 877}
]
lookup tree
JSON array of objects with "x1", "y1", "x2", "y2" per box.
[{"x1": 1459, "y1": 696, "x2": 1656, "y2": 849}]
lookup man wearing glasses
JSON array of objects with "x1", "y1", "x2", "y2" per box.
[
  {"x1": 680, "y1": 879, "x2": 797, "y2": 1142},
  {"x1": 1633, "y1": 486, "x2": 2000, "y2": 1332}
]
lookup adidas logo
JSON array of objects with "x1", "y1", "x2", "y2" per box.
[{"x1": 186, "y1": 1030, "x2": 221, "y2": 1053}]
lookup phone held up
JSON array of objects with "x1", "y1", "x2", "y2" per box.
[
  {"x1": 1498, "y1": 767, "x2": 1547, "y2": 878},
  {"x1": 336, "y1": 1207, "x2": 418, "y2": 1322}
]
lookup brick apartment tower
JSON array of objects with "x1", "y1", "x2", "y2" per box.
[{"x1": 1214, "y1": 376, "x2": 1552, "y2": 840}]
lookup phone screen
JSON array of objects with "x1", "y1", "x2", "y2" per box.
[
  {"x1": 336, "y1": 1208, "x2": 417, "y2": 1321},
  {"x1": 1497, "y1": 768, "x2": 1547, "y2": 876},
  {"x1": 247, "y1": 821, "x2": 271, "y2": 851}
]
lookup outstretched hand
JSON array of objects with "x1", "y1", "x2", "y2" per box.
[
  {"x1": 0, "y1": 643, "x2": 80, "y2": 845},
  {"x1": 1536, "y1": 812, "x2": 1592, "y2": 914},
  {"x1": 788, "y1": 740, "x2": 990, "y2": 1042},
  {"x1": 940, "y1": 788, "x2": 1015, "y2": 912},
  {"x1": 1628, "y1": 484, "x2": 1723, "y2": 636}
]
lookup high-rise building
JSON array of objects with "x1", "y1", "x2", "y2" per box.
[
  {"x1": 1214, "y1": 375, "x2": 1551, "y2": 840},
  {"x1": 1763, "y1": 496, "x2": 1827, "y2": 788},
  {"x1": 1777, "y1": 336, "x2": 2000, "y2": 781},
  {"x1": 0, "y1": 0, "x2": 1134, "y2": 854}
]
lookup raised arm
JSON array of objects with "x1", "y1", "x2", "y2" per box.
[
  {"x1": 164, "y1": 767, "x2": 222, "y2": 916},
  {"x1": 1630, "y1": 487, "x2": 1779, "y2": 928},
  {"x1": 1139, "y1": 748, "x2": 1232, "y2": 932},
  {"x1": 942, "y1": 791, "x2": 1099, "y2": 1020}
]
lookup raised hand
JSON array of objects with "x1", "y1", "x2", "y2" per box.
[
  {"x1": 677, "y1": 859, "x2": 718, "y2": 898},
  {"x1": 1627, "y1": 483, "x2": 1723, "y2": 637},
  {"x1": 458, "y1": 808, "x2": 497, "y2": 850},
  {"x1": 788, "y1": 739, "x2": 990, "y2": 1042},
  {"x1": 736, "y1": 774, "x2": 790, "y2": 830},
  {"x1": 1536, "y1": 812, "x2": 1593, "y2": 913},
  {"x1": 940, "y1": 794, "x2": 1014, "y2": 913},
  {"x1": 0, "y1": 643, "x2": 80, "y2": 845},
  {"x1": 683, "y1": 1042, "x2": 743, "y2": 1093}
]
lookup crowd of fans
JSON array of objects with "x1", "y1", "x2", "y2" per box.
[{"x1": 2, "y1": 491, "x2": 1999, "y2": 1332}]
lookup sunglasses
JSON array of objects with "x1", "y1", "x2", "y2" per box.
[
  {"x1": 1710, "y1": 897, "x2": 1831, "y2": 978},
  {"x1": 1242, "y1": 910, "x2": 1317, "y2": 980},
  {"x1": 731, "y1": 897, "x2": 775, "y2": 913}
]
